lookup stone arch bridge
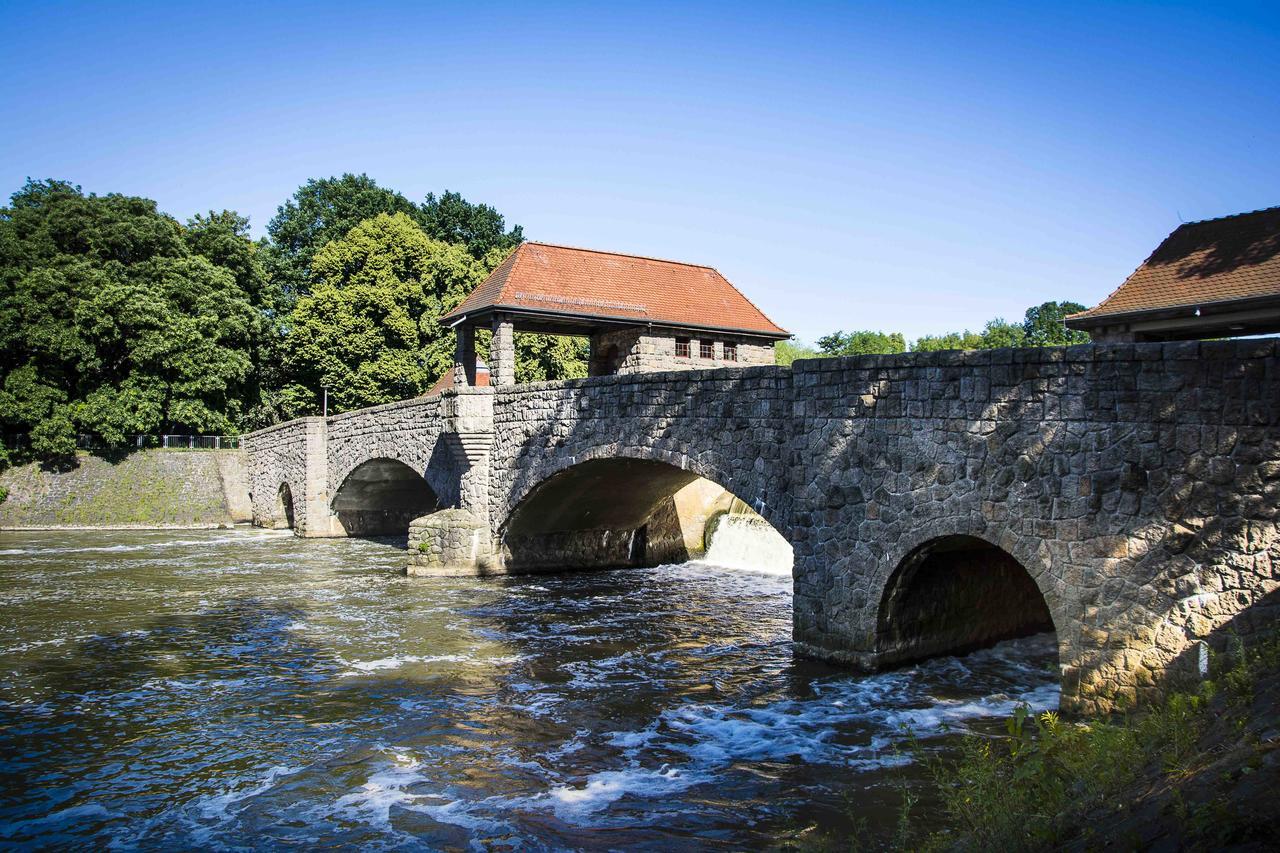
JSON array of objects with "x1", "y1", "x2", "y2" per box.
[{"x1": 243, "y1": 340, "x2": 1280, "y2": 714}]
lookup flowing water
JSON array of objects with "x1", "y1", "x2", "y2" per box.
[{"x1": 0, "y1": 526, "x2": 1058, "y2": 850}]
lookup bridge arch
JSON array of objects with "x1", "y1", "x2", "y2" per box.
[
  {"x1": 499, "y1": 445, "x2": 786, "y2": 534},
  {"x1": 873, "y1": 527, "x2": 1063, "y2": 670},
  {"x1": 275, "y1": 482, "x2": 297, "y2": 531},
  {"x1": 330, "y1": 458, "x2": 439, "y2": 537},
  {"x1": 498, "y1": 452, "x2": 791, "y2": 573}
]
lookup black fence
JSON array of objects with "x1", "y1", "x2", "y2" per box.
[{"x1": 1, "y1": 434, "x2": 241, "y2": 451}]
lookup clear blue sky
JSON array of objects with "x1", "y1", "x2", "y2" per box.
[{"x1": 2, "y1": 1, "x2": 1277, "y2": 343}]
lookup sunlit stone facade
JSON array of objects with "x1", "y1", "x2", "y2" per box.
[{"x1": 244, "y1": 340, "x2": 1280, "y2": 714}]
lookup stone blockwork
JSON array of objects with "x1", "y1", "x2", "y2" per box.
[
  {"x1": 406, "y1": 509, "x2": 496, "y2": 576},
  {"x1": 589, "y1": 327, "x2": 774, "y2": 376},
  {"x1": 244, "y1": 339, "x2": 1280, "y2": 713},
  {"x1": 788, "y1": 340, "x2": 1280, "y2": 714}
]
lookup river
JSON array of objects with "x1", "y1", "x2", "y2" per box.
[{"x1": 0, "y1": 525, "x2": 1058, "y2": 850}]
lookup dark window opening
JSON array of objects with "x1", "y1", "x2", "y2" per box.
[
  {"x1": 724, "y1": 342, "x2": 737, "y2": 361},
  {"x1": 675, "y1": 337, "x2": 691, "y2": 358},
  {"x1": 700, "y1": 340, "x2": 714, "y2": 359}
]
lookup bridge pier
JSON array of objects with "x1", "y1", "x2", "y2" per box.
[{"x1": 243, "y1": 340, "x2": 1280, "y2": 715}]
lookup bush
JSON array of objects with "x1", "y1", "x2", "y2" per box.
[
  {"x1": 920, "y1": 632, "x2": 1280, "y2": 851},
  {"x1": 30, "y1": 408, "x2": 78, "y2": 463}
]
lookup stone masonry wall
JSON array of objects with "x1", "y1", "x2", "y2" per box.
[
  {"x1": 242, "y1": 418, "x2": 312, "y2": 531},
  {"x1": 244, "y1": 339, "x2": 1280, "y2": 713},
  {"x1": 789, "y1": 340, "x2": 1280, "y2": 714},
  {"x1": 590, "y1": 328, "x2": 774, "y2": 376},
  {"x1": 488, "y1": 366, "x2": 795, "y2": 536}
]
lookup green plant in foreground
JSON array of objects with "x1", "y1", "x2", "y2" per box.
[{"x1": 920, "y1": 631, "x2": 1280, "y2": 852}]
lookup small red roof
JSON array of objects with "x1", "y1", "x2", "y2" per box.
[
  {"x1": 1069, "y1": 206, "x2": 1280, "y2": 325},
  {"x1": 440, "y1": 242, "x2": 788, "y2": 338}
]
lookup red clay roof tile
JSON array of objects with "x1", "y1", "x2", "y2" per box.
[
  {"x1": 441, "y1": 242, "x2": 788, "y2": 337},
  {"x1": 1070, "y1": 206, "x2": 1280, "y2": 323}
]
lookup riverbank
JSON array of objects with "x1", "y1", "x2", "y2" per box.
[
  {"x1": 0, "y1": 449, "x2": 251, "y2": 529},
  {"x1": 898, "y1": 624, "x2": 1280, "y2": 851}
]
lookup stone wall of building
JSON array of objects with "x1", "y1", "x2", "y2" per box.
[{"x1": 589, "y1": 328, "x2": 775, "y2": 376}]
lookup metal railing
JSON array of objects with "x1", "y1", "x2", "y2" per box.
[{"x1": 1, "y1": 434, "x2": 241, "y2": 451}]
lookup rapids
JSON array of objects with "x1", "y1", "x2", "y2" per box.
[{"x1": 0, "y1": 526, "x2": 1058, "y2": 849}]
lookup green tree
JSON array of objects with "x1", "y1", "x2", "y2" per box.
[
  {"x1": 420, "y1": 190, "x2": 524, "y2": 260},
  {"x1": 775, "y1": 339, "x2": 820, "y2": 366},
  {"x1": 816, "y1": 329, "x2": 907, "y2": 356},
  {"x1": 913, "y1": 319, "x2": 1024, "y2": 351},
  {"x1": 285, "y1": 212, "x2": 485, "y2": 412},
  {"x1": 472, "y1": 329, "x2": 588, "y2": 383},
  {"x1": 978, "y1": 318, "x2": 1026, "y2": 349},
  {"x1": 913, "y1": 330, "x2": 985, "y2": 352},
  {"x1": 0, "y1": 180, "x2": 259, "y2": 457},
  {"x1": 1023, "y1": 300, "x2": 1090, "y2": 346},
  {"x1": 266, "y1": 173, "x2": 421, "y2": 290}
]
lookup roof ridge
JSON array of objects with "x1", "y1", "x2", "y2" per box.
[
  {"x1": 1177, "y1": 204, "x2": 1280, "y2": 228},
  {"x1": 523, "y1": 241, "x2": 718, "y2": 271}
]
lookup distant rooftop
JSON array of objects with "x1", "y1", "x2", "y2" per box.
[
  {"x1": 440, "y1": 242, "x2": 789, "y2": 338},
  {"x1": 1068, "y1": 206, "x2": 1280, "y2": 327}
]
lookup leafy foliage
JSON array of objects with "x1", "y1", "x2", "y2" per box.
[
  {"x1": 817, "y1": 330, "x2": 907, "y2": 356},
  {"x1": 1023, "y1": 300, "x2": 1090, "y2": 346},
  {"x1": 266, "y1": 173, "x2": 421, "y2": 292},
  {"x1": 0, "y1": 175, "x2": 555, "y2": 459},
  {"x1": 914, "y1": 318, "x2": 1026, "y2": 352},
  {"x1": 918, "y1": 632, "x2": 1280, "y2": 851},
  {"x1": 0, "y1": 180, "x2": 261, "y2": 455},
  {"x1": 774, "y1": 339, "x2": 821, "y2": 366},
  {"x1": 285, "y1": 213, "x2": 486, "y2": 412},
  {"x1": 421, "y1": 190, "x2": 524, "y2": 260}
]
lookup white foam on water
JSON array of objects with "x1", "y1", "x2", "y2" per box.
[
  {"x1": 695, "y1": 513, "x2": 793, "y2": 576},
  {"x1": 196, "y1": 765, "x2": 299, "y2": 822},
  {"x1": 545, "y1": 766, "x2": 703, "y2": 819},
  {"x1": 338, "y1": 653, "x2": 472, "y2": 674}
]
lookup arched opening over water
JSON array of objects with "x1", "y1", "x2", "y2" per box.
[
  {"x1": 876, "y1": 534, "x2": 1055, "y2": 668},
  {"x1": 331, "y1": 458, "x2": 438, "y2": 537},
  {"x1": 275, "y1": 483, "x2": 296, "y2": 531},
  {"x1": 501, "y1": 458, "x2": 791, "y2": 574}
]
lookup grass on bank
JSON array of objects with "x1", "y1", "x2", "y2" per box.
[
  {"x1": 907, "y1": 631, "x2": 1280, "y2": 851},
  {"x1": 780, "y1": 628, "x2": 1279, "y2": 852}
]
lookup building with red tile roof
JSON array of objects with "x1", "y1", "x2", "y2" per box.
[
  {"x1": 443, "y1": 242, "x2": 789, "y2": 386},
  {"x1": 1067, "y1": 206, "x2": 1280, "y2": 342}
]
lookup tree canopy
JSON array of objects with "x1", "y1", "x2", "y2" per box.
[
  {"x1": 793, "y1": 300, "x2": 1092, "y2": 365},
  {"x1": 0, "y1": 180, "x2": 263, "y2": 458},
  {"x1": 284, "y1": 212, "x2": 485, "y2": 413},
  {"x1": 817, "y1": 330, "x2": 907, "y2": 356},
  {"x1": 421, "y1": 190, "x2": 524, "y2": 260},
  {"x1": 1023, "y1": 301, "x2": 1090, "y2": 346},
  {"x1": 266, "y1": 173, "x2": 421, "y2": 293}
]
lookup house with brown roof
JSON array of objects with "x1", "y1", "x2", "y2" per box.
[
  {"x1": 1066, "y1": 206, "x2": 1280, "y2": 342},
  {"x1": 441, "y1": 242, "x2": 789, "y2": 386}
]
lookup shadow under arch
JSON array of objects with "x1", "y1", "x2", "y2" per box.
[
  {"x1": 330, "y1": 458, "x2": 438, "y2": 537},
  {"x1": 275, "y1": 483, "x2": 296, "y2": 531},
  {"x1": 875, "y1": 533, "x2": 1056, "y2": 669},
  {"x1": 500, "y1": 457, "x2": 792, "y2": 574}
]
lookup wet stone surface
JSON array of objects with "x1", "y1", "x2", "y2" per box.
[{"x1": 0, "y1": 529, "x2": 1057, "y2": 850}]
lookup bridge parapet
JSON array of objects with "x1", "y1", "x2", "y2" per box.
[{"x1": 244, "y1": 339, "x2": 1280, "y2": 713}]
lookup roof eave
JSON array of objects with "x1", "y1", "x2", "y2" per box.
[
  {"x1": 1065, "y1": 291, "x2": 1280, "y2": 329},
  {"x1": 439, "y1": 303, "x2": 790, "y2": 339}
]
